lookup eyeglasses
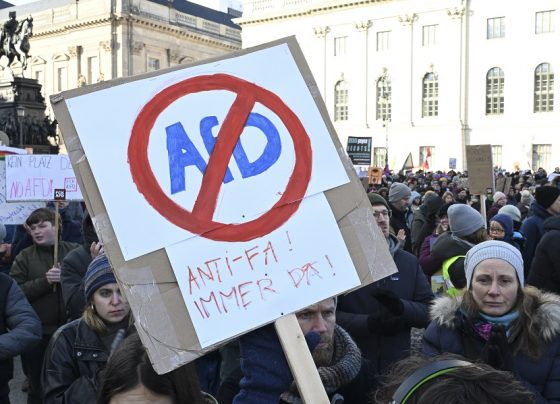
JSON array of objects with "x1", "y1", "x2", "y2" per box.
[
  {"x1": 489, "y1": 227, "x2": 505, "y2": 234},
  {"x1": 373, "y1": 210, "x2": 392, "y2": 219}
]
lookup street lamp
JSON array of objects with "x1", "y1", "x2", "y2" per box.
[
  {"x1": 379, "y1": 76, "x2": 391, "y2": 167},
  {"x1": 15, "y1": 106, "x2": 25, "y2": 146}
]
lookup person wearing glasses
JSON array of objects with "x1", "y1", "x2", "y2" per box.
[
  {"x1": 336, "y1": 192, "x2": 433, "y2": 375},
  {"x1": 488, "y1": 213, "x2": 521, "y2": 251}
]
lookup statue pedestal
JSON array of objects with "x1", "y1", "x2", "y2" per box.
[{"x1": 0, "y1": 77, "x2": 58, "y2": 152}]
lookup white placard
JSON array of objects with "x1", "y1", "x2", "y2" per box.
[
  {"x1": 65, "y1": 43, "x2": 349, "y2": 260},
  {"x1": 166, "y1": 192, "x2": 360, "y2": 348},
  {"x1": 5, "y1": 154, "x2": 83, "y2": 201},
  {"x1": 0, "y1": 147, "x2": 45, "y2": 224}
]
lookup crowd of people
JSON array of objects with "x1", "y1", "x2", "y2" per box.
[{"x1": 0, "y1": 165, "x2": 559, "y2": 403}]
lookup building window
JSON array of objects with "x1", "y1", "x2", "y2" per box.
[
  {"x1": 419, "y1": 146, "x2": 434, "y2": 170},
  {"x1": 147, "y1": 57, "x2": 160, "y2": 72},
  {"x1": 422, "y1": 72, "x2": 438, "y2": 117},
  {"x1": 486, "y1": 67, "x2": 504, "y2": 115},
  {"x1": 56, "y1": 66, "x2": 67, "y2": 92},
  {"x1": 422, "y1": 24, "x2": 438, "y2": 47},
  {"x1": 534, "y1": 63, "x2": 554, "y2": 112},
  {"x1": 532, "y1": 144, "x2": 551, "y2": 172},
  {"x1": 376, "y1": 31, "x2": 390, "y2": 52},
  {"x1": 34, "y1": 70, "x2": 44, "y2": 85},
  {"x1": 376, "y1": 76, "x2": 391, "y2": 121},
  {"x1": 87, "y1": 56, "x2": 99, "y2": 84},
  {"x1": 536, "y1": 10, "x2": 555, "y2": 34},
  {"x1": 492, "y1": 145, "x2": 503, "y2": 168},
  {"x1": 373, "y1": 147, "x2": 387, "y2": 168},
  {"x1": 487, "y1": 17, "x2": 505, "y2": 39},
  {"x1": 334, "y1": 80, "x2": 348, "y2": 121},
  {"x1": 334, "y1": 36, "x2": 347, "y2": 56}
]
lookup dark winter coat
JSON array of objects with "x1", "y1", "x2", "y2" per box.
[
  {"x1": 430, "y1": 232, "x2": 473, "y2": 289},
  {"x1": 10, "y1": 241, "x2": 80, "y2": 334},
  {"x1": 337, "y1": 235, "x2": 433, "y2": 374},
  {"x1": 218, "y1": 356, "x2": 374, "y2": 404},
  {"x1": 389, "y1": 203, "x2": 413, "y2": 253},
  {"x1": 61, "y1": 212, "x2": 99, "y2": 321},
  {"x1": 527, "y1": 216, "x2": 560, "y2": 294},
  {"x1": 410, "y1": 196, "x2": 444, "y2": 257},
  {"x1": 521, "y1": 201, "x2": 553, "y2": 278},
  {"x1": 423, "y1": 293, "x2": 560, "y2": 403},
  {"x1": 0, "y1": 273, "x2": 42, "y2": 397},
  {"x1": 42, "y1": 318, "x2": 111, "y2": 403}
]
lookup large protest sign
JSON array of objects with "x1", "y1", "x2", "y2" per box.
[
  {"x1": 5, "y1": 154, "x2": 83, "y2": 201},
  {"x1": 51, "y1": 37, "x2": 396, "y2": 373},
  {"x1": 0, "y1": 146, "x2": 44, "y2": 224},
  {"x1": 466, "y1": 145, "x2": 494, "y2": 196}
]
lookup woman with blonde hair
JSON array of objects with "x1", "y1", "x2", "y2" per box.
[
  {"x1": 423, "y1": 240, "x2": 560, "y2": 402},
  {"x1": 42, "y1": 254, "x2": 133, "y2": 403}
]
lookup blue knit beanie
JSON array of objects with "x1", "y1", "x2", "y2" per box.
[
  {"x1": 490, "y1": 213, "x2": 513, "y2": 239},
  {"x1": 84, "y1": 254, "x2": 116, "y2": 302}
]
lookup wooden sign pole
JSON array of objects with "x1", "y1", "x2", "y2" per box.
[
  {"x1": 53, "y1": 201, "x2": 60, "y2": 292},
  {"x1": 275, "y1": 314, "x2": 330, "y2": 404}
]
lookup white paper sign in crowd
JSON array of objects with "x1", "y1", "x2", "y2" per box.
[
  {"x1": 63, "y1": 42, "x2": 361, "y2": 347},
  {"x1": 0, "y1": 146, "x2": 44, "y2": 225},
  {"x1": 5, "y1": 154, "x2": 83, "y2": 201}
]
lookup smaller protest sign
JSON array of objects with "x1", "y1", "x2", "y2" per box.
[
  {"x1": 5, "y1": 154, "x2": 83, "y2": 201},
  {"x1": 465, "y1": 145, "x2": 493, "y2": 196},
  {"x1": 346, "y1": 137, "x2": 372, "y2": 166},
  {"x1": 0, "y1": 146, "x2": 44, "y2": 224}
]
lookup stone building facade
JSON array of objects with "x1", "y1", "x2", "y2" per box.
[
  {"x1": 237, "y1": 0, "x2": 559, "y2": 172},
  {"x1": 0, "y1": 0, "x2": 241, "y2": 120}
]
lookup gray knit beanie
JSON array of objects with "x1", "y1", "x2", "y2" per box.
[
  {"x1": 388, "y1": 183, "x2": 412, "y2": 203},
  {"x1": 448, "y1": 204, "x2": 485, "y2": 238},
  {"x1": 464, "y1": 240, "x2": 524, "y2": 289},
  {"x1": 498, "y1": 205, "x2": 522, "y2": 223}
]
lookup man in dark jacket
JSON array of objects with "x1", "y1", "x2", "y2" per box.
[
  {"x1": 521, "y1": 186, "x2": 560, "y2": 277},
  {"x1": 223, "y1": 297, "x2": 373, "y2": 404},
  {"x1": 9, "y1": 208, "x2": 79, "y2": 404},
  {"x1": 0, "y1": 272, "x2": 42, "y2": 402},
  {"x1": 527, "y1": 215, "x2": 560, "y2": 293},
  {"x1": 60, "y1": 212, "x2": 100, "y2": 321},
  {"x1": 387, "y1": 183, "x2": 413, "y2": 253},
  {"x1": 336, "y1": 193, "x2": 433, "y2": 374}
]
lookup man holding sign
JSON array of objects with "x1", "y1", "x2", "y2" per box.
[{"x1": 9, "y1": 208, "x2": 79, "y2": 404}]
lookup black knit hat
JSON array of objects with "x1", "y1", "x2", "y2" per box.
[
  {"x1": 368, "y1": 192, "x2": 390, "y2": 210},
  {"x1": 535, "y1": 186, "x2": 560, "y2": 209}
]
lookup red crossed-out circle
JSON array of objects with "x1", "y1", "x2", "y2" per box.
[{"x1": 128, "y1": 74, "x2": 312, "y2": 242}]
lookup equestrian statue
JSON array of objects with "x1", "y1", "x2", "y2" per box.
[{"x1": 0, "y1": 12, "x2": 33, "y2": 73}]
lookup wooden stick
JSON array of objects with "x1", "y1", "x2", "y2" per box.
[
  {"x1": 275, "y1": 314, "x2": 330, "y2": 404},
  {"x1": 480, "y1": 194, "x2": 487, "y2": 228},
  {"x1": 53, "y1": 201, "x2": 60, "y2": 292}
]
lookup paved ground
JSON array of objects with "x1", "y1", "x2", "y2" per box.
[{"x1": 9, "y1": 356, "x2": 26, "y2": 404}]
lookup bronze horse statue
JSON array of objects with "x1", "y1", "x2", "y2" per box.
[{"x1": 0, "y1": 16, "x2": 33, "y2": 72}]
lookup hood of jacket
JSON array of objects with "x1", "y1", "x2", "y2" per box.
[
  {"x1": 429, "y1": 288, "x2": 560, "y2": 343},
  {"x1": 543, "y1": 215, "x2": 560, "y2": 232}
]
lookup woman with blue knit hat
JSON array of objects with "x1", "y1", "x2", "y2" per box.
[
  {"x1": 423, "y1": 240, "x2": 560, "y2": 402},
  {"x1": 41, "y1": 254, "x2": 132, "y2": 403}
]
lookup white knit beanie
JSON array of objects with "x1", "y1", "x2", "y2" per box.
[{"x1": 464, "y1": 240, "x2": 524, "y2": 289}]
